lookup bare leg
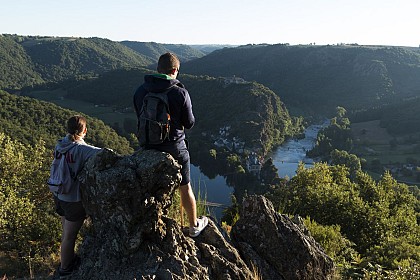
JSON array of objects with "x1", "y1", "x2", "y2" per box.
[
  {"x1": 60, "y1": 216, "x2": 66, "y2": 232},
  {"x1": 179, "y1": 183, "x2": 197, "y2": 227},
  {"x1": 60, "y1": 219, "x2": 84, "y2": 269}
]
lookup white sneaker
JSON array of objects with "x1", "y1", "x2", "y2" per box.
[{"x1": 189, "y1": 216, "x2": 209, "y2": 237}]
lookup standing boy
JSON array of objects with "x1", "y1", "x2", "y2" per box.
[{"x1": 133, "y1": 52, "x2": 208, "y2": 237}]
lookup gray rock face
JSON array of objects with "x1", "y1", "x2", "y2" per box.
[
  {"x1": 230, "y1": 195, "x2": 335, "y2": 280},
  {"x1": 74, "y1": 149, "x2": 334, "y2": 279}
]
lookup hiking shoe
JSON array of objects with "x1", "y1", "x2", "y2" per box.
[
  {"x1": 189, "y1": 216, "x2": 209, "y2": 237},
  {"x1": 58, "y1": 255, "x2": 81, "y2": 279}
]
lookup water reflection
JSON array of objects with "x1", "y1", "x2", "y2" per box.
[
  {"x1": 190, "y1": 165, "x2": 233, "y2": 221},
  {"x1": 270, "y1": 122, "x2": 327, "y2": 178},
  {"x1": 190, "y1": 121, "x2": 327, "y2": 220}
]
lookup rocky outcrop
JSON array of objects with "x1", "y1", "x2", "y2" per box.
[
  {"x1": 231, "y1": 196, "x2": 335, "y2": 280},
  {"x1": 74, "y1": 148, "x2": 334, "y2": 279}
]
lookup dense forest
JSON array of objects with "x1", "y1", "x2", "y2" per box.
[
  {"x1": 120, "y1": 41, "x2": 206, "y2": 62},
  {"x1": 0, "y1": 90, "x2": 133, "y2": 154},
  {"x1": 0, "y1": 34, "x2": 208, "y2": 91},
  {"x1": 40, "y1": 68, "x2": 302, "y2": 154},
  {"x1": 182, "y1": 44, "x2": 420, "y2": 117},
  {"x1": 0, "y1": 34, "x2": 419, "y2": 278}
]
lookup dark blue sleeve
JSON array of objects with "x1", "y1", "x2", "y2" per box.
[
  {"x1": 181, "y1": 90, "x2": 195, "y2": 129},
  {"x1": 133, "y1": 86, "x2": 146, "y2": 119}
]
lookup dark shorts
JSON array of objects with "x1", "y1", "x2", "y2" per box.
[
  {"x1": 54, "y1": 196, "x2": 86, "y2": 222},
  {"x1": 147, "y1": 140, "x2": 190, "y2": 185}
]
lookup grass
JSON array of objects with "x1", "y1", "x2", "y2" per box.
[
  {"x1": 351, "y1": 120, "x2": 420, "y2": 164},
  {"x1": 351, "y1": 120, "x2": 391, "y2": 145},
  {"x1": 351, "y1": 119, "x2": 420, "y2": 185},
  {"x1": 167, "y1": 187, "x2": 211, "y2": 228},
  {"x1": 28, "y1": 90, "x2": 137, "y2": 130}
]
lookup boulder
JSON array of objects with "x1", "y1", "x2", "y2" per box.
[
  {"x1": 72, "y1": 148, "x2": 334, "y2": 279},
  {"x1": 76, "y1": 149, "x2": 253, "y2": 279},
  {"x1": 230, "y1": 195, "x2": 335, "y2": 280}
]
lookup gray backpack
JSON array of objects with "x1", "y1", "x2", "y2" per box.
[
  {"x1": 137, "y1": 89, "x2": 172, "y2": 146},
  {"x1": 47, "y1": 151, "x2": 75, "y2": 194}
]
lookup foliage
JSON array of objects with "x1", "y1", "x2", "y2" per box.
[
  {"x1": 359, "y1": 261, "x2": 419, "y2": 279},
  {"x1": 307, "y1": 107, "x2": 353, "y2": 159},
  {"x1": 182, "y1": 76, "x2": 304, "y2": 154},
  {"x1": 260, "y1": 157, "x2": 282, "y2": 185},
  {"x1": 0, "y1": 35, "x2": 44, "y2": 90},
  {"x1": 351, "y1": 97, "x2": 420, "y2": 136},
  {"x1": 330, "y1": 149, "x2": 362, "y2": 177},
  {"x1": 0, "y1": 90, "x2": 133, "y2": 154},
  {"x1": 48, "y1": 68, "x2": 303, "y2": 155},
  {"x1": 182, "y1": 44, "x2": 420, "y2": 117},
  {"x1": 121, "y1": 41, "x2": 205, "y2": 62},
  {"x1": 0, "y1": 34, "x2": 206, "y2": 92},
  {"x1": 0, "y1": 133, "x2": 60, "y2": 277},
  {"x1": 272, "y1": 162, "x2": 420, "y2": 270},
  {"x1": 20, "y1": 36, "x2": 152, "y2": 83},
  {"x1": 221, "y1": 195, "x2": 240, "y2": 226},
  {"x1": 302, "y1": 217, "x2": 358, "y2": 268}
]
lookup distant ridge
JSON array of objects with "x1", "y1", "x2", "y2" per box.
[
  {"x1": 120, "y1": 41, "x2": 206, "y2": 62},
  {"x1": 0, "y1": 34, "x2": 215, "y2": 91},
  {"x1": 0, "y1": 34, "x2": 153, "y2": 89},
  {"x1": 182, "y1": 44, "x2": 420, "y2": 116}
]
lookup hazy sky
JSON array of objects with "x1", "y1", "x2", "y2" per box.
[{"x1": 1, "y1": 0, "x2": 419, "y2": 46}]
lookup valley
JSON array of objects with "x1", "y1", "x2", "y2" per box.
[
  {"x1": 1, "y1": 34, "x2": 419, "y2": 279},
  {"x1": 30, "y1": 88, "x2": 420, "y2": 186},
  {"x1": 26, "y1": 89, "x2": 138, "y2": 133}
]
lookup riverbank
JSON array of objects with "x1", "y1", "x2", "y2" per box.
[{"x1": 190, "y1": 121, "x2": 328, "y2": 220}]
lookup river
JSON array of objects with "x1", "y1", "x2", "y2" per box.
[
  {"x1": 190, "y1": 122, "x2": 327, "y2": 220},
  {"x1": 270, "y1": 122, "x2": 327, "y2": 178}
]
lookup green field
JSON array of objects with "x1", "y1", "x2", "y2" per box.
[
  {"x1": 351, "y1": 120, "x2": 420, "y2": 163},
  {"x1": 29, "y1": 90, "x2": 137, "y2": 131},
  {"x1": 351, "y1": 120, "x2": 420, "y2": 185}
]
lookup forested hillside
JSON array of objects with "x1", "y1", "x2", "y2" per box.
[
  {"x1": 1, "y1": 34, "x2": 419, "y2": 279},
  {"x1": 0, "y1": 90, "x2": 133, "y2": 154},
  {"x1": 19, "y1": 36, "x2": 152, "y2": 82},
  {"x1": 350, "y1": 97, "x2": 420, "y2": 135},
  {"x1": 182, "y1": 44, "x2": 420, "y2": 117},
  {"x1": 0, "y1": 35, "x2": 43, "y2": 89},
  {"x1": 0, "y1": 34, "x2": 206, "y2": 91},
  {"x1": 0, "y1": 34, "x2": 303, "y2": 156},
  {"x1": 121, "y1": 41, "x2": 205, "y2": 62},
  {"x1": 42, "y1": 68, "x2": 302, "y2": 154}
]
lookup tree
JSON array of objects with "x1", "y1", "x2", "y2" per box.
[
  {"x1": 306, "y1": 108, "x2": 352, "y2": 160},
  {"x1": 336, "y1": 106, "x2": 347, "y2": 118},
  {"x1": 0, "y1": 133, "x2": 61, "y2": 277},
  {"x1": 260, "y1": 158, "x2": 281, "y2": 185},
  {"x1": 281, "y1": 162, "x2": 419, "y2": 269},
  {"x1": 330, "y1": 149, "x2": 361, "y2": 176}
]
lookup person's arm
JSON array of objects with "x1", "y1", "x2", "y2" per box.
[
  {"x1": 133, "y1": 87, "x2": 144, "y2": 119},
  {"x1": 181, "y1": 91, "x2": 195, "y2": 129}
]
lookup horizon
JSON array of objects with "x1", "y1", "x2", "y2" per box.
[
  {"x1": 2, "y1": 33, "x2": 418, "y2": 49},
  {"x1": 1, "y1": 0, "x2": 419, "y2": 47}
]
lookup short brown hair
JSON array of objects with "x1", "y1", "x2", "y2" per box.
[{"x1": 157, "y1": 52, "x2": 180, "y2": 74}]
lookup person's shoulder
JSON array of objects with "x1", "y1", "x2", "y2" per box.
[
  {"x1": 173, "y1": 81, "x2": 186, "y2": 90},
  {"x1": 171, "y1": 82, "x2": 189, "y2": 95},
  {"x1": 134, "y1": 84, "x2": 147, "y2": 95},
  {"x1": 75, "y1": 140, "x2": 101, "y2": 150}
]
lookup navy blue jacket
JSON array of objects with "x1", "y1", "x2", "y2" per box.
[{"x1": 133, "y1": 74, "x2": 195, "y2": 144}]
